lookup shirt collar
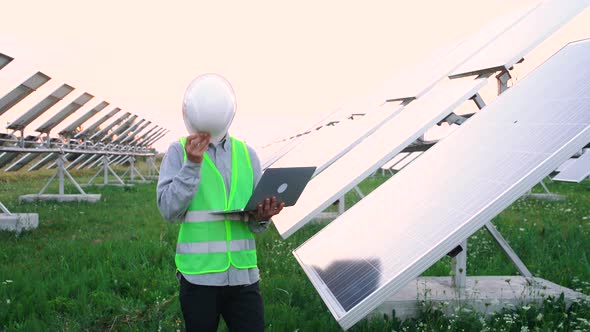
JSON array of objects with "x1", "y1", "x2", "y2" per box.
[{"x1": 209, "y1": 134, "x2": 230, "y2": 152}]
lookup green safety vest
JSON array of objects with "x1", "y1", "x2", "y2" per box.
[{"x1": 176, "y1": 136, "x2": 257, "y2": 274}]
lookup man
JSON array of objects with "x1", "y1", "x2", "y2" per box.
[{"x1": 157, "y1": 74, "x2": 283, "y2": 332}]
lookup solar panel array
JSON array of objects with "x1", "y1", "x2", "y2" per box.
[
  {"x1": 273, "y1": 77, "x2": 486, "y2": 238},
  {"x1": 0, "y1": 54, "x2": 168, "y2": 182},
  {"x1": 294, "y1": 39, "x2": 590, "y2": 329}
]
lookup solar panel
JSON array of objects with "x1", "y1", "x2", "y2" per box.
[
  {"x1": 120, "y1": 120, "x2": 152, "y2": 144},
  {"x1": 555, "y1": 158, "x2": 576, "y2": 173},
  {"x1": 0, "y1": 53, "x2": 13, "y2": 70},
  {"x1": 129, "y1": 125, "x2": 159, "y2": 145},
  {"x1": 142, "y1": 129, "x2": 168, "y2": 147},
  {"x1": 111, "y1": 118, "x2": 145, "y2": 144},
  {"x1": 35, "y1": 92, "x2": 94, "y2": 134},
  {"x1": 0, "y1": 135, "x2": 37, "y2": 168},
  {"x1": 6, "y1": 84, "x2": 75, "y2": 131},
  {"x1": 273, "y1": 77, "x2": 487, "y2": 239},
  {"x1": 6, "y1": 153, "x2": 38, "y2": 172},
  {"x1": 553, "y1": 149, "x2": 590, "y2": 182},
  {"x1": 74, "y1": 107, "x2": 121, "y2": 139},
  {"x1": 450, "y1": 0, "x2": 590, "y2": 79},
  {"x1": 293, "y1": 39, "x2": 590, "y2": 330},
  {"x1": 59, "y1": 102, "x2": 110, "y2": 138},
  {"x1": 100, "y1": 114, "x2": 138, "y2": 142},
  {"x1": 88, "y1": 112, "x2": 130, "y2": 141},
  {"x1": 261, "y1": 107, "x2": 355, "y2": 169},
  {"x1": 0, "y1": 72, "x2": 51, "y2": 116},
  {"x1": 28, "y1": 153, "x2": 58, "y2": 171},
  {"x1": 378, "y1": 2, "x2": 539, "y2": 103},
  {"x1": 272, "y1": 103, "x2": 403, "y2": 174}
]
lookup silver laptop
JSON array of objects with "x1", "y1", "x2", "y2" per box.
[{"x1": 213, "y1": 166, "x2": 316, "y2": 214}]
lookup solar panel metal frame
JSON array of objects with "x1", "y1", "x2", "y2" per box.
[
  {"x1": 0, "y1": 53, "x2": 14, "y2": 70},
  {"x1": 553, "y1": 149, "x2": 590, "y2": 182},
  {"x1": 273, "y1": 77, "x2": 487, "y2": 239},
  {"x1": 392, "y1": 151, "x2": 423, "y2": 171},
  {"x1": 293, "y1": 39, "x2": 590, "y2": 330},
  {"x1": 380, "y1": 152, "x2": 409, "y2": 170},
  {"x1": 0, "y1": 72, "x2": 51, "y2": 116},
  {"x1": 34, "y1": 92, "x2": 94, "y2": 134},
  {"x1": 449, "y1": 0, "x2": 590, "y2": 79},
  {"x1": 59, "y1": 102, "x2": 110, "y2": 138}
]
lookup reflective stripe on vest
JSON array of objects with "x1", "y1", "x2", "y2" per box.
[
  {"x1": 175, "y1": 136, "x2": 256, "y2": 275},
  {"x1": 177, "y1": 239, "x2": 257, "y2": 254},
  {"x1": 184, "y1": 211, "x2": 244, "y2": 222}
]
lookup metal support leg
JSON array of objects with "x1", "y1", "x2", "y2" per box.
[
  {"x1": 86, "y1": 156, "x2": 126, "y2": 186},
  {"x1": 147, "y1": 156, "x2": 159, "y2": 178},
  {"x1": 338, "y1": 196, "x2": 345, "y2": 215},
  {"x1": 128, "y1": 156, "x2": 147, "y2": 182},
  {"x1": 353, "y1": 186, "x2": 365, "y2": 199},
  {"x1": 0, "y1": 202, "x2": 13, "y2": 214},
  {"x1": 497, "y1": 70, "x2": 511, "y2": 95},
  {"x1": 19, "y1": 155, "x2": 99, "y2": 203},
  {"x1": 451, "y1": 240, "x2": 467, "y2": 289},
  {"x1": 485, "y1": 222, "x2": 533, "y2": 281},
  {"x1": 470, "y1": 93, "x2": 487, "y2": 110},
  {"x1": 539, "y1": 180, "x2": 551, "y2": 194},
  {"x1": 58, "y1": 158, "x2": 65, "y2": 195}
]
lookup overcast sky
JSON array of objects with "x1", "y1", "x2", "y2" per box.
[{"x1": 0, "y1": 0, "x2": 589, "y2": 152}]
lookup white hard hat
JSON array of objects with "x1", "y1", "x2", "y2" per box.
[{"x1": 182, "y1": 73, "x2": 236, "y2": 143}]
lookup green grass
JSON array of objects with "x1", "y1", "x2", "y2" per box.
[{"x1": 1, "y1": 171, "x2": 589, "y2": 331}]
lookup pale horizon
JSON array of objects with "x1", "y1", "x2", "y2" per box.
[{"x1": 0, "y1": 0, "x2": 589, "y2": 153}]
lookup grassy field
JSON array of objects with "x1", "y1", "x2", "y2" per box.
[{"x1": 1, "y1": 168, "x2": 590, "y2": 331}]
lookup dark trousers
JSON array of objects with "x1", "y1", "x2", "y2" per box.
[{"x1": 179, "y1": 275, "x2": 265, "y2": 332}]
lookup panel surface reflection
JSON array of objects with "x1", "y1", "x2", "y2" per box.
[{"x1": 294, "y1": 40, "x2": 590, "y2": 329}]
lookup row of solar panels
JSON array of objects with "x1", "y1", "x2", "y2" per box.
[
  {"x1": 0, "y1": 54, "x2": 168, "y2": 172},
  {"x1": 256, "y1": 0, "x2": 590, "y2": 329}
]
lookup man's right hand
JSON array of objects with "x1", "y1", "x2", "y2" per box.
[{"x1": 185, "y1": 132, "x2": 211, "y2": 164}]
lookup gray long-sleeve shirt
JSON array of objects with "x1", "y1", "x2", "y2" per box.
[{"x1": 157, "y1": 135, "x2": 269, "y2": 286}]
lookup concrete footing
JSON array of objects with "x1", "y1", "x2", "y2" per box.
[
  {"x1": 81, "y1": 183, "x2": 133, "y2": 188},
  {"x1": 315, "y1": 212, "x2": 339, "y2": 220},
  {"x1": 0, "y1": 213, "x2": 39, "y2": 233},
  {"x1": 374, "y1": 276, "x2": 588, "y2": 320},
  {"x1": 525, "y1": 193, "x2": 566, "y2": 201},
  {"x1": 19, "y1": 194, "x2": 101, "y2": 203},
  {"x1": 126, "y1": 179, "x2": 151, "y2": 184}
]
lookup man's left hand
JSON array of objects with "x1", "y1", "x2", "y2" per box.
[{"x1": 249, "y1": 196, "x2": 284, "y2": 221}]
